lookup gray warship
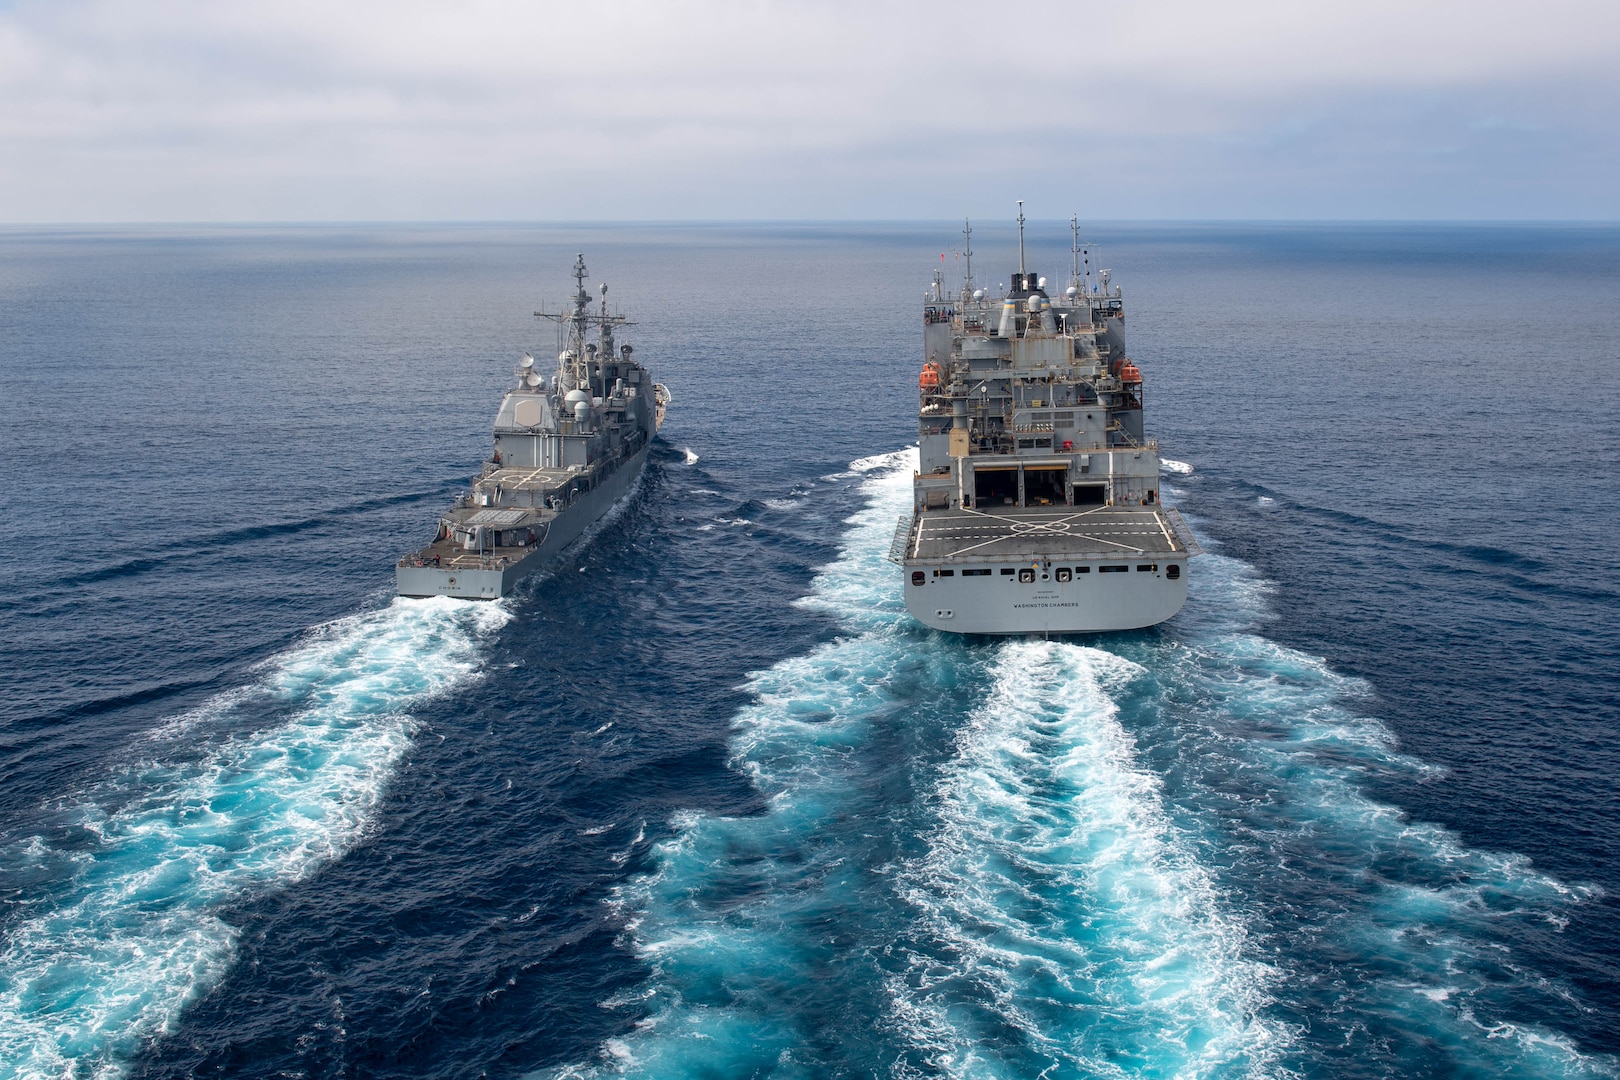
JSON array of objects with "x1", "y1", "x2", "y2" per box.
[
  {"x1": 397, "y1": 254, "x2": 668, "y2": 599},
  {"x1": 893, "y1": 206, "x2": 1200, "y2": 634}
]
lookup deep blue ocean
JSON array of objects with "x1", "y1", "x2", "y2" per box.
[{"x1": 0, "y1": 222, "x2": 1616, "y2": 1079}]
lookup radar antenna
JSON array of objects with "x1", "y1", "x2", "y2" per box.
[{"x1": 533, "y1": 252, "x2": 636, "y2": 392}]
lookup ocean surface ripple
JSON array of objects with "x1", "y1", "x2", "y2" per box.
[{"x1": 1, "y1": 222, "x2": 1614, "y2": 1079}]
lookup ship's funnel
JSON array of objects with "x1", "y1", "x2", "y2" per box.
[{"x1": 998, "y1": 297, "x2": 1018, "y2": 337}]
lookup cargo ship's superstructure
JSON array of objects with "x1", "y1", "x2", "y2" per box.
[
  {"x1": 893, "y1": 208, "x2": 1199, "y2": 633},
  {"x1": 397, "y1": 254, "x2": 667, "y2": 599}
]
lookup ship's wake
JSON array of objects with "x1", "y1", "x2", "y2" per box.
[
  {"x1": 885, "y1": 640, "x2": 1281, "y2": 1077},
  {"x1": 544, "y1": 450, "x2": 1609, "y2": 1079},
  {"x1": 0, "y1": 597, "x2": 510, "y2": 1080}
]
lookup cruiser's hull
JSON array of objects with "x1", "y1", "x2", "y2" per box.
[
  {"x1": 903, "y1": 558, "x2": 1186, "y2": 634},
  {"x1": 396, "y1": 443, "x2": 649, "y2": 599}
]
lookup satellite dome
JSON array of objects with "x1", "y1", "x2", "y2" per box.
[
  {"x1": 520, "y1": 353, "x2": 535, "y2": 369},
  {"x1": 972, "y1": 289, "x2": 984, "y2": 301}
]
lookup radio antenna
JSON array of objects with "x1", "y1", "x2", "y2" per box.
[{"x1": 1016, "y1": 200, "x2": 1026, "y2": 276}]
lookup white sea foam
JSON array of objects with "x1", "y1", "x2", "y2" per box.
[
  {"x1": 681, "y1": 448, "x2": 699, "y2": 465},
  {"x1": 1161, "y1": 458, "x2": 1194, "y2": 475},
  {"x1": 850, "y1": 449, "x2": 913, "y2": 474},
  {"x1": 1157, "y1": 545, "x2": 1608, "y2": 1076},
  {"x1": 886, "y1": 641, "x2": 1285, "y2": 1078},
  {"x1": 0, "y1": 597, "x2": 508, "y2": 1080}
]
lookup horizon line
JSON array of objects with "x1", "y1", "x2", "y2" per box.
[{"x1": 3, "y1": 217, "x2": 1619, "y2": 229}]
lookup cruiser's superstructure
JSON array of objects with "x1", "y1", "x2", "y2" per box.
[
  {"x1": 893, "y1": 208, "x2": 1199, "y2": 633},
  {"x1": 397, "y1": 254, "x2": 667, "y2": 599}
]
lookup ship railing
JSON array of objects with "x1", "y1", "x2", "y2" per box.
[
  {"x1": 397, "y1": 552, "x2": 519, "y2": 570},
  {"x1": 1162, "y1": 508, "x2": 1204, "y2": 556},
  {"x1": 887, "y1": 515, "x2": 915, "y2": 564},
  {"x1": 964, "y1": 437, "x2": 1159, "y2": 457}
]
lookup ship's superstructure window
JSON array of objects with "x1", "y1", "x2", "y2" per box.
[
  {"x1": 1166, "y1": 564, "x2": 1181, "y2": 580},
  {"x1": 911, "y1": 571, "x2": 926, "y2": 585},
  {"x1": 1055, "y1": 568, "x2": 1072, "y2": 582},
  {"x1": 1018, "y1": 568, "x2": 1036, "y2": 583},
  {"x1": 1074, "y1": 565, "x2": 1091, "y2": 573},
  {"x1": 1137, "y1": 564, "x2": 1157, "y2": 572},
  {"x1": 963, "y1": 568, "x2": 992, "y2": 577},
  {"x1": 1100, "y1": 565, "x2": 1128, "y2": 573},
  {"x1": 1000, "y1": 568, "x2": 1016, "y2": 576},
  {"x1": 935, "y1": 569, "x2": 955, "y2": 577}
]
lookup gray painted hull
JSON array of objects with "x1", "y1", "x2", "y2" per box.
[
  {"x1": 396, "y1": 443, "x2": 649, "y2": 599},
  {"x1": 896, "y1": 503, "x2": 1195, "y2": 634},
  {"x1": 904, "y1": 559, "x2": 1187, "y2": 634}
]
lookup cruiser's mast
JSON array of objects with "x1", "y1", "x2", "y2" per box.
[
  {"x1": 570, "y1": 253, "x2": 590, "y2": 387},
  {"x1": 534, "y1": 253, "x2": 636, "y2": 393}
]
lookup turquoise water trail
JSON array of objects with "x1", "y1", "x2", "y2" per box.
[
  {"x1": 0, "y1": 597, "x2": 510, "y2": 1080},
  {"x1": 886, "y1": 639, "x2": 1281, "y2": 1077}
]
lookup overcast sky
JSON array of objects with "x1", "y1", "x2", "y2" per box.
[{"x1": 2, "y1": 0, "x2": 1617, "y2": 221}]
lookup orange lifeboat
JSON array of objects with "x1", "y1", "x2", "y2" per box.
[
  {"x1": 918, "y1": 362, "x2": 942, "y2": 389},
  {"x1": 1118, "y1": 362, "x2": 1142, "y2": 383}
]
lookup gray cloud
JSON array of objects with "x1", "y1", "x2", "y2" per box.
[{"x1": 1, "y1": 0, "x2": 1616, "y2": 220}]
